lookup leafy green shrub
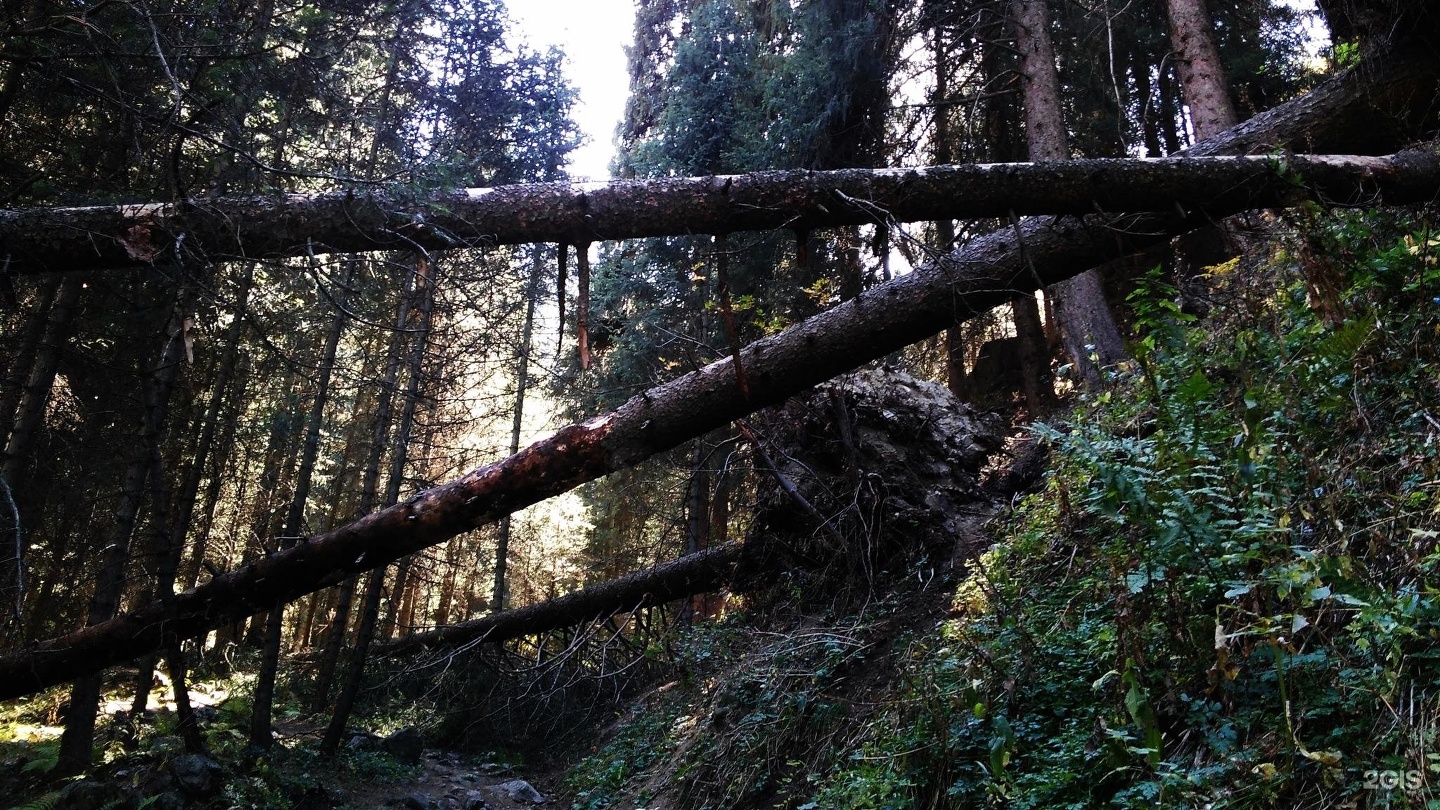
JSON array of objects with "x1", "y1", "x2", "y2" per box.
[{"x1": 807, "y1": 207, "x2": 1440, "y2": 809}]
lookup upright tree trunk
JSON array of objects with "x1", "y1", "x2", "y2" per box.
[
  {"x1": 130, "y1": 450, "x2": 179, "y2": 719},
  {"x1": 0, "y1": 278, "x2": 63, "y2": 639},
  {"x1": 1134, "y1": 49, "x2": 1165, "y2": 158},
  {"x1": 321, "y1": 254, "x2": 434, "y2": 755},
  {"x1": 1166, "y1": 0, "x2": 1238, "y2": 142},
  {"x1": 171, "y1": 266, "x2": 253, "y2": 591},
  {"x1": 233, "y1": 344, "x2": 310, "y2": 652},
  {"x1": 1009, "y1": 294, "x2": 1057, "y2": 413},
  {"x1": 1, "y1": 277, "x2": 82, "y2": 485},
  {"x1": 0, "y1": 277, "x2": 59, "y2": 447},
  {"x1": 129, "y1": 439, "x2": 205, "y2": 754},
  {"x1": 1011, "y1": 0, "x2": 1128, "y2": 389},
  {"x1": 57, "y1": 289, "x2": 189, "y2": 775},
  {"x1": 309, "y1": 265, "x2": 414, "y2": 711},
  {"x1": 576, "y1": 243, "x2": 592, "y2": 370},
  {"x1": 294, "y1": 434, "x2": 364, "y2": 652},
  {"x1": 0, "y1": 277, "x2": 81, "y2": 640},
  {"x1": 1011, "y1": 0, "x2": 1066, "y2": 161},
  {"x1": 930, "y1": 21, "x2": 970, "y2": 401},
  {"x1": 378, "y1": 271, "x2": 443, "y2": 641},
  {"x1": 181, "y1": 351, "x2": 251, "y2": 592},
  {"x1": 250, "y1": 263, "x2": 352, "y2": 749},
  {"x1": 685, "y1": 439, "x2": 711, "y2": 558},
  {"x1": 1166, "y1": 0, "x2": 1243, "y2": 277},
  {"x1": 495, "y1": 246, "x2": 545, "y2": 611},
  {"x1": 434, "y1": 534, "x2": 462, "y2": 628}
]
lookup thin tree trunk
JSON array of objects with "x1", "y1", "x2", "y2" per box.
[
  {"x1": 171, "y1": 266, "x2": 253, "y2": 589},
  {"x1": 56, "y1": 289, "x2": 189, "y2": 775},
  {"x1": 0, "y1": 277, "x2": 59, "y2": 447},
  {"x1": 0, "y1": 278, "x2": 63, "y2": 640},
  {"x1": 1159, "y1": 64, "x2": 1185, "y2": 154},
  {"x1": 251, "y1": 263, "x2": 352, "y2": 749},
  {"x1": 381, "y1": 559, "x2": 413, "y2": 641},
  {"x1": 130, "y1": 436, "x2": 204, "y2": 755},
  {"x1": 685, "y1": 439, "x2": 711, "y2": 557},
  {"x1": 576, "y1": 243, "x2": 591, "y2": 370},
  {"x1": 181, "y1": 352, "x2": 251, "y2": 591},
  {"x1": 237, "y1": 343, "x2": 311, "y2": 651},
  {"x1": 296, "y1": 433, "x2": 364, "y2": 652},
  {"x1": 930, "y1": 23, "x2": 970, "y2": 401},
  {"x1": 434, "y1": 536, "x2": 461, "y2": 628},
  {"x1": 1, "y1": 278, "x2": 82, "y2": 484},
  {"x1": 395, "y1": 567, "x2": 419, "y2": 637},
  {"x1": 130, "y1": 448, "x2": 179, "y2": 719},
  {"x1": 321, "y1": 254, "x2": 434, "y2": 754},
  {"x1": 495, "y1": 246, "x2": 545, "y2": 611},
  {"x1": 309, "y1": 265, "x2": 414, "y2": 711},
  {"x1": 1135, "y1": 50, "x2": 1164, "y2": 158},
  {"x1": 679, "y1": 437, "x2": 712, "y2": 625}
]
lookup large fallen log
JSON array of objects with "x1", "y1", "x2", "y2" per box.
[
  {"x1": 4, "y1": 38, "x2": 1435, "y2": 277},
  {"x1": 0, "y1": 158, "x2": 1428, "y2": 278},
  {"x1": 0, "y1": 41, "x2": 1435, "y2": 700},
  {"x1": 375, "y1": 367, "x2": 1006, "y2": 659}
]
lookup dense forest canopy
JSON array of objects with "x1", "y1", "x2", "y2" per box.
[{"x1": 0, "y1": 0, "x2": 1438, "y2": 807}]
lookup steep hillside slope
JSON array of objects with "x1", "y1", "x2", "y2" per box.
[{"x1": 564, "y1": 206, "x2": 1440, "y2": 809}]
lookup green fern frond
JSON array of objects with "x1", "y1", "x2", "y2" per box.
[{"x1": 4, "y1": 789, "x2": 62, "y2": 810}]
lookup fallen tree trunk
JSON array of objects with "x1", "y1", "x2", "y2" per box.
[
  {"x1": 0, "y1": 154, "x2": 1433, "y2": 276},
  {"x1": 0, "y1": 43, "x2": 1435, "y2": 700},
  {"x1": 377, "y1": 543, "x2": 742, "y2": 659},
  {"x1": 4, "y1": 38, "x2": 1435, "y2": 277}
]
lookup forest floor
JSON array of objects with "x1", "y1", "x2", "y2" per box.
[{"x1": 0, "y1": 670, "x2": 567, "y2": 809}]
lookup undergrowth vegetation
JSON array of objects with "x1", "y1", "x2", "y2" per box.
[
  {"x1": 566, "y1": 207, "x2": 1440, "y2": 809},
  {"x1": 0, "y1": 659, "x2": 425, "y2": 810}
]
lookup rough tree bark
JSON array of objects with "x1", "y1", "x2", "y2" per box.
[
  {"x1": 1167, "y1": 0, "x2": 1239, "y2": 142},
  {"x1": 3, "y1": 153, "x2": 1437, "y2": 278},
  {"x1": 1011, "y1": 0, "x2": 1128, "y2": 389},
  {"x1": 1011, "y1": 0, "x2": 1067, "y2": 159},
  {"x1": 0, "y1": 43, "x2": 1437, "y2": 697}
]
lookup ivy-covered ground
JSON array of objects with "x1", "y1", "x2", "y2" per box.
[{"x1": 564, "y1": 207, "x2": 1440, "y2": 809}]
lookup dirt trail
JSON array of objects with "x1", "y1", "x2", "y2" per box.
[{"x1": 335, "y1": 749, "x2": 560, "y2": 810}]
